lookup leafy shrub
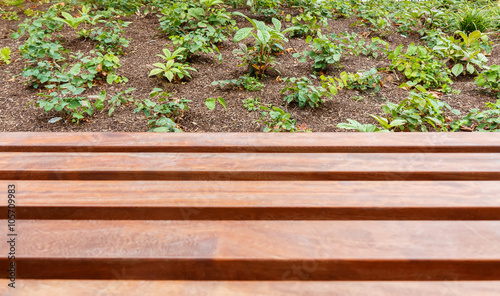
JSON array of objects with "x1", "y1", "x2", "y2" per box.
[
  {"x1": 281, "y1": 76, "x2": 331, "y2": 108},
  {"x1": 354, "y1": 4, "x2": 392, "y2": 37},
  {"x1": 294, "y1": 33, "x2": 342, "y2": 72},
  {"x1": 83, "y1": 0, "x2": 144, "y2": 14},
  {"x1": 455, "y1": 6, "x2": 491, "y2": 34},
  {"x1": 452, "y1": 99, "x2": 500, "y2": 132},
  {"x1": 334, "y1": 33, "x2": 389, "y2": 58},
  {"x1": 1, "y1": 47, "x2": 11, "y2": 65},
  {"x1": 242, "y1": 97, "x2": 261, "y2": 111},
  {"x1": 337, "y1": 119, "x2": 389, "y2": 132},
  {"x1": 133, "y1": 88, "x2": 191, "y2": 132},
  {"x1": 158, "y1": 0, "x2": 235, "y2": 39},
  {"x1": 287, "y1": 12, "x2": 325, "y2": 37},
  {"x1": 256, "y1": 105, "x2": 309, "y2": 132},
  {"x1": 475, "y1": 65, "x2": 500, "y2": 98},
  {"x1": 389, "y1": 43, "x2": 452, "y2": 91},
  {"x1": 212, "y1": 75, "x2": 264, "y2": 91},
  {"x1": 107, "y1": 87, "x2": 135, "y2": 116},
  {"x1": 149, "y1": 48, "x2": 197, "y2": 83},
  {"x1": 370, "y1": 87, "x2": 457, "y2": 132},
  {"x1": 170, "y1": 30, "x2": 222, "y2": 62},
  {"x1": 86, "y1": 20, "x2": 131, "y2": 55},
  {"x1": 35, "y1": 86, "x2": 102, "y2": 123},
  {"x1": 432, "y1": 30, "x2": 490, "y2": 76},
  {"x1": 232, "y1": 12, "x2": 298, "y2": 77},
  {"x1": 337, "y1": 68, "x2": 382, "y2": 93}
]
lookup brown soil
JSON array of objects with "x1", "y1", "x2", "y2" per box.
[{"x1": 1, "y1": 4, "x2": 499, "y2": 132}]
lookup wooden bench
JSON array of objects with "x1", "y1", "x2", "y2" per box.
[{"x1": 1, "y1": 132, "x2": 500, "y2": 294}]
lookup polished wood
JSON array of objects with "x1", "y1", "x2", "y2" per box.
[
  {"x1": 1, "y1": 132, "x2": 499, "y2": 153},
  {"x1": 8, "y1": 181, "x2": 500, "y2": 220},
  {"x1": 2, "y1": 133, "x2": 500, "y2": 285},
  {"x1": 2, "y1": 152, "x2": 500, "y2": 180},
  {"x1": 3, "y1": 220, "x2": 500, "y2": 280},
  {"x1": 1, "y1": 281, "x2": 499, "y2": 296}
]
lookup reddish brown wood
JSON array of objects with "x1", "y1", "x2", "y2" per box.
[
  {"x1": 3, "y1": 220, "x2": 500, "y2": 280},
  {"x1": 2, "y1": 152, "x2": 500, "y2": 180},
  {"x1": 2, "y1": 280, "x2": 500, "y2": 296},
  {"x1": 1, "y1": 132, "x2": 499, "y2": 153},
  {"x1": 2, "y1": 133, "x2": 500, "y2": 284},
  {"x1": 8, "y1": 181, "x2": 500, "y2": 220}
]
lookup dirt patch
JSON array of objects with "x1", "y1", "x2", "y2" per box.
[{"x1": 0, "y1": 4, "x2": 498, "y2": 132}]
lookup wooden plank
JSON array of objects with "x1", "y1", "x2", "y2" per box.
[
  {"x1": 2, "y1": 152, "x2": 500, "y2": 180},
  {"x1": 1, "y1": 132, "x2": 499, "y2": 153},
  {"x1": 1, "y1": 280, "x2": 500, "y2": 296},
  {"x1": 9, "y1": 181, "x2": 500, "y2": 220},
  {"x1": 4, "y1": 220, "x2": 500, "y2": 280}
]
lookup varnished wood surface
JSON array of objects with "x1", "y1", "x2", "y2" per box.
[
  {"x1": 2, "y1": 152, "x2": 500, "y2": 180},
  {"x1": 8, "y1": 181, "x2": 500, "y2": 220},
  {"x1": 3, "y1": 220, "x2": 500, "y2": 280},
  {"x1": 2, "y1": 133, "x2": 500, "y2": 284},
  {"x1": 1, "y1": 132, "x2": 499, "y2": 153},
  {"x1": 1, "y1": 280, "x2": 500, "y2": 296}
]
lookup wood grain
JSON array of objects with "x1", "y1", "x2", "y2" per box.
[
  {"x1": 3, "y1": 220, "x2": 500, "y2": 280},
  {"x1": 1, "y1": 132, "x2": 499, "y2": 153},
  {"x1": 1, "y1": 280, "x2": 499, "y2": 296},
  {"x1": 7, "y1": 181, "x2": 500, "y2": 220},
  {"x1": 2, "y1": 152, "x2": 500, "y2": 180}
]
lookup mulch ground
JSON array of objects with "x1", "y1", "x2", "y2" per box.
[{"x1": 1, "y1": 4, "x2": 499, "y2": 132}]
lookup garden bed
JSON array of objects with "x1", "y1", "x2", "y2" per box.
[{"x1": 1, "y1": 0, "x2": 499, "y2": 132}]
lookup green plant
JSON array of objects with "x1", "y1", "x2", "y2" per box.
[
  {"x1": 256, "y1": 105, "x2": 306, "y2": 132},
  {"x1": 354, "y1": 4, "x2": 392, "y2": 37},
  {"x1": 455, "y1": 6, "x2": 491, "y2": 34},
  {"x1": 242, "y1": 97, "x2": 261, "y2": 111},
  {"x1": 81, "y1": 52, "x2": 128, "y2": 85},
  {"x1": 433, "y1": 31, "x2": 490, "y2": 76},
  {"x1": 281, "y1": 76, "x2": 332, "y2": 108},
  {"x1": 452, "y1": 99, "x2": 500, "y2": 132},
  {"x1": 0, "y1": 10, "x2": 19, "y2": 20},
  {"x1": 294, "y1": 33, "x2": 342, "y2": 72},
  {"x1": 232, "y1": 11, "x2": 298, "y2": 77},
  {"x1": 106, "y1": 87, "x2": 135, "y2": 116},
  {"x1": 211, "y1": 74, "x2": 264, "y2": 91},
  {"x1": 86, "y1": 20, "x2": 131, "y2": 55},
  {"x1": 337, "y1": 68, "x2": 382, "y2": 93},
  {"x1": 53, "y1": 7, "x2": 91, "y2": 29},
  {"x1": 337, "y1": 119, "x2": 389, "y2": 132},
  {"x1": 133, "y1": 88, "x2": 191, "y2": 132},
  {"x1": 35, "y1": 86, "x2": 102, "y2": 123},
  {"x1": 1, "y1": 47, "x2": 11, "y2": 65},
  {"x1": 170, "y1": 31, "x2": 222, "y2": 63},
  {"x1": 287, "y1": 12, "x2": 325, "y2": 37},
  {"x1": 334, "y1": 32, "x2": 389, "y2": 58},
  {"x1": 205, "y1": 97, "x2": 227, "y2": 110},
  {"x1": 389, "y1": 43, "x2": 452, "y2": 91},
  {"x1": 371, "y1": 87, "x2": 457, "y2": 132},
  {"x1": 149, "y1": 48, "x2": 197, "y2": 83},
  {"x1": 475, "y1": 65, "x2": 500, "y2": 98}
]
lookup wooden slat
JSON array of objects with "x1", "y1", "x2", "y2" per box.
[
  {"x1": 1, "y1": 280, "x2": 500, "y2": 295},
  {"x1": 1, "y1": 132, "x2": 499, "y2": 153},
  {"x1": 8, "y1": 181, "x2": 500, "y2": 220},
  {"x1": 2, "y1": 152, "x2": 500, "y2": 180},
  {"x1": 3, "y1": 220, "x2": 500, "y2": 280}
]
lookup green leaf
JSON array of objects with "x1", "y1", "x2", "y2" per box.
[
  {"x1": 149, "y1": 68, "x2": 163, "y2": 77},
  {"x1": 217, "y1": 97, "x2": 226, "y2": 110},
  {"x1": 234, "y1": 27, "x2": 253, "y2": 43},
  {"x1": 165, "y1": 71, "x2": 174, "y2": 82},
  {"x1": 205, "y1": 98, "x2": 216, "y2": 110},
  {"x1": 272, "y1": 18, "x2": 281, "y2": 32},
  {"x1": 451, "y1": 64, "x2": 463, "y2": 77}
]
